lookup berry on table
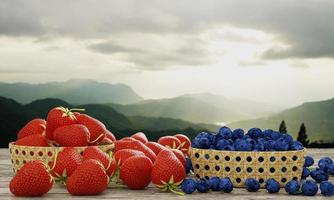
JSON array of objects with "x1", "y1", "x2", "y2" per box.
[
  {"x1": 220, "y1": 177, "x2": 233, "y2": 193},
  {"x1": 304, "y1": 156, "x2": 314, "y2": 167},
  {"x1": 284, "y1": 180, "x2": 301, "y2": 195},
  {"x1": 320, "y1": 181, "x2": 334, "y2": 196},
  {"x1": 265, "y1": 178, "x2": 280, "y2": 193},
  {"x1": 244, "y1": 178, "x2": 260, "y2": 192},
  {"x1": 181, "y1": 179, "x2": 197, "y2": 194},
  {"x1": 301, "y1": 180, "x2": 318, "y2": 196},
  {"x1": 196, "y1": 178, "x2": 210, "y2": 193}
]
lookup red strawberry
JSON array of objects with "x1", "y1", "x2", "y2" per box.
[
  {"x1": 105, "y1": 129, "x2": 116, "y2": 142},
  {"x1": 98, "y1": 137, "x2": 113, "y2": 145},
  {"x1": 120, "y1": 155, "x2": 153, "y2": 189},
  {"x1": 17, "y1": 118, "x2": 46, "y2": 139},
  {"x1": 121, "y1": 137, "x2": 138, "y2": 141},
  {"x1": 53, "y1": 124, "x2": 90, "y2": 147},
  {"x1": 76, "y1": 114, "x2": 106, "y2": 144},
  {"x1": 114, "y1": 140, "x2": 132, "y2": 152},
  {"x1": 9, "y1": 161, "x2": 53, "y2": 196},
  {"x1": 131, "y1": 132, "x2": 148, "y2": 144},
  {"x1": 114, "y1": 149, "x2": 145, "y2": 166},
  {"x1": 151, "y1": 149, "x2": 186, "y2": 194},
  {"x1": 171, "y1": 149, "x2": 186, "y2": 169},
  {"x1": 82, "y1": 146, "x2": 113, "y2": 176},
  {"x1": 46, "y1": 107, "x2": 80, "y2": 140},
  {"x1": 66, "y1": 159, "x2": 109, "y2": 195},
  {"x1": 127, "y1": 140, "x2": 156, "y2": 163},
  {"x1": 158, "y1": 136, "x2": 181, "y2": 149},
  {"x1": 50, "y1": 147, "x2": 82, "y2": 182},
  {"x1": 145, "y1": 142, "x2": 168, "y2": 155},
  {"x1": 15, "y1": 134, "x2": 49, "y2": 147},
  {"x1": 174, "y1": 134, "x2": 191, "y2": 156}
]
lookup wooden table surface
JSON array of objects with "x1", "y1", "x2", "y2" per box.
[{"x1": 1, "y1": 148, "x2": 333, "y2": 199}]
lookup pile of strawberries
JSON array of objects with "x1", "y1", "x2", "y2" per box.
[
  {"x1": 9, "y1": 106, "x2": 191, "y2": 196},
  {"x1": 15, "y1": 106, "x2": 116, "y2": 147}
]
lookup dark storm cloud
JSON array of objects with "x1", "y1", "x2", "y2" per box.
[{"x1": 1, "y1": 0, "x2": 334, "y2": 64}]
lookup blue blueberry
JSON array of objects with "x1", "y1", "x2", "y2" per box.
[
  {"x1": 318, "y1": 157, "x2": 333, "y2": 171},
  {"x1": 208, "y1": 176, "x2": 222, "y2": 191},
  {"x1": 301, "y1": 180, "x2": 318, "y2": 196},
  {"x1": 220, "y1": 177, "x2": 233, "y2": 193},
  {"x1": 218, "y1": 126, "x2": 233, "y2": 140},
  {"x1": 196, "y1": 178, "x2": 210, "y2": 193},
  {"x1": 311, "y1": 168, "x2": 329, "y2": 183},
  {"x1": 320, "y1": 181, "x2": 334, "y2": 196},
  {"x1": 185, "y1": 158, "x2": 193, "y2": 174},
  {"x1": 181, "y1": 179, "x2": 197, "y2": 194},
  {"x1": 284, "y1": 180, "x2": 301, "y2": 195},
  {"x1": 264, "y1": 129, "x2": 281, "y2": 140},
  {"x1": 244, "y1": 178, "x2": 260, "y2": 192},
  {"x1": 232, "y1": 128, "x2": 244, "y2": 140},
  {"x1": 327, "y1": 164, "x2": 334, "y2": 175},
  {"x1": 215, "y1": 139, "x2": 231, "y2": 150},
  {"x1": 281, "y1": 134, "x2": 294, "y2": 145},
  {"x1": 290, "y1": 141, "x2": 304, "y2": 150},
  {"x1": 192, "y1": 135, "x2": 211, "y2": 149},
  {"x1": 234, "y1": 139, "x2": 252, "y2": 151},
  {"x1": 265, "y1": 178, "x2": 280, "y2": 193},
  {"x1": 301, "y1": 167, "x2": 311, "y2": 179},
  {"x1": 247, "y1": 128, "x2": 263, "y2": 139},
  {"x1": 304, "y1": 156, "x2": 314, "y2": 167},
  {"x1": 254, "y1": 140, "x2": 265, "y2": 151},
  {"x1": 274, "y1": 138, "x2": 289, "y2": 151}
]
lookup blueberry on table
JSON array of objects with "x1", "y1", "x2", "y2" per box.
[
  {"x1": 208, "y1": 176, "x2": 222, "y2": 191},
  {"x1": 181, "y1": 179, "x2": 197, "y2": 194},
  {"x1": 318, "y1": 157, "x2": 333, "y2": 171},
  {"x1": 284, "y1": 180, "x2": 301, "y2": 195},
  {"x1": 301, "y1": 167, "x2": 311, "y2": 179},
  {"x1": 244, "y1": 178, "x2": 260, "y2": 192},
  {"x1": 304, "y1": 156, "x2": 314, "y2": 167},
  {"x1": 196, "y1": 178, "x2": 210, "y2": 193},
  {"x1": 220, "y1": 177, "x2": 233, "y2": 193},
  {"x1": 327, "y1": 164, "x2": 334, "y2": 175},
  {"x1": 311, "y1": 168, "x2": 329, "y2": 183},
  {"x1": 301, "y1": 180, "x2": 318, "y2": 196},
  {"x1": 265, "y1": 178, "x2": 280, "y2": 193},
  {"x1": 320, "y1": 181, "x2": 334, "y2": 196},
  {"x1": 185, "y1": 158, "x2": 193, "y2": 174}
]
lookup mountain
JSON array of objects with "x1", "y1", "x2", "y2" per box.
[
  {"x1": 229, "y1": 98, "x2": 334, "y2": 142},
  {"x1": 0, "y1": 79, "x2": 143, "y2": 105},
  {"x1": 0, "y1": 97, "x2": 218, "y2": 147},
  {"x1": 107, "y1": 93, "x2": 282, "y2": 124}
]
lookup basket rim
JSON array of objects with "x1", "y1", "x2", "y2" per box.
[
  {"x1": 8, "y1": 142, "x2": 114, "y2": 149},
  {"x1": 190, "y1": 147, "x2": 306, "y2": 154}
]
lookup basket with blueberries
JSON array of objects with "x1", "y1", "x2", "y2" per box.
[{"x1": 189, "y1": 126, "x2": 306, "y2": 188}]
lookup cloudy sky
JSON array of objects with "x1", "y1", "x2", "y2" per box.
[{"x1": 1, "y1": 0, "x2": 334, "y2": 107}]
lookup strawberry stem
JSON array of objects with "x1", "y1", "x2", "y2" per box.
[{"x1": 69, "y1": 108, "x2": 85, "y2": 112}]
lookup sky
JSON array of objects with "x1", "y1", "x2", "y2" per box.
[{"x1": 1, "y1": 0, "x2": 334, "y2": 107}]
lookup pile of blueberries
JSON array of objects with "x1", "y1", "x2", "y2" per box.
[{"x1": 191, "y1": 126, "x2": 303, "y2": 151}]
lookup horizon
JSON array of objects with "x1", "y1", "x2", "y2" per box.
[{"x1": 1, "y1": 1, "x2": 334, "y2": 107}]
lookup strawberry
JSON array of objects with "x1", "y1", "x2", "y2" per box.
[
  {"x1": 114, "y1": 149, "x2": 145, "y2": 166},
  {"x1": 66, "y1": 159, "x2": 109, "y2": 195},
  {"x1": 105, "y1": 129, "x2": 116, "y2": 142},
  {"x1": 120, "y1": 155, "x2": 153, "y2": 189},
  {"x1": 82, "y1": 146, "x2": 113, "y2": 176},
  {"x1": 127, "y1": 140, "x2": 156, "y2": 163},
  {"x1": 46, "y1": 107, "x2": 81, "y2": 140},
  {"x1": 151, "y1": 149, "x2": 186, "y2": 194},
  {"x1": 76, "y1": 114, "x2": 106, "y2": 144},
  {"x1": 15, "y1": 134, "x2": 49, "y2": 147},
  {"x1": 114, "y1": 140, "x2": 132, "y2": 152},
  {"x1": 53, "y1": 124, "x2": 90, "y2": 147},
  {"x1": 171, "y1": 149, "x2": 186, "y2": 169},
  {"x1": 174, "y1": 134, "x2": 191, "y2": 156},
  {"x1": 98, "y1": 137, "x2": 113, "y2": 145},
  {"x1": 145, "y1": 142, "x2": 168, "y2": 155},
  {"x1": 131, "y1": 132, "x2": 148, "y2": 144},
  {"x1": 158, "y1": 136, "x2": 181, "y2": 149},
  {"x1": 9, "y1": 161, "x2": 53, "y2": 196},
  {"x1": 17, "y1": 118, "x2": 46, "y2": 139},
  {"x1": 50, "y1": 147, "x2": 82, "y2": 183},
  {"x1": 121, "y1": 137, "x2": 138, "y2": 141}
]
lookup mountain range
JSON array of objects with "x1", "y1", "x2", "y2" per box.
[{"x1": 229, "y1": 98, "x2": 334, "y2": 142}]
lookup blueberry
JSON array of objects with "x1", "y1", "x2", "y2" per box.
[
  {"x1": 301, "y1": 180, "x2": 318, "y2": 196},
  {"x1": 274, "y1": 138, "x2": 289, "y2": 151},
  {"x1": 232, "y1": 128, "x2": 244, "y2": 140},
  {"x1": 194, "y1": 137, "x2": 211, "y2": 149},
  {"x1": 318, "y1": 157, "x2": 333, "y2": 171},
  {"x1": 185, "y1": 158, "x2": 193, "y2": 174},
  {"x1": 215, "y1": 139, "x2": 231, "y2": 150},
  {"x1": 301, "y1": 167, "x2": 310, "y2": 179},
  {"x1": 218, "y1": 126, "x2": 233, "y2": 140},
  {"x1": 234, "y1": 139, "x2": 252, "y2": 151},
  {"x1": 254, "y1": 140, "x2": 265, "y2": 151},
  {"x1": 327, "y1": 164, "x2": 334, "y2": 175},
  {"x1": 223, "y1": 145, "x2": 235, "y2": 151},
  {"x1": 311, "y1": 168, "x2": 329, "y2": 183},
  {"x1": 290, "y1": 141, "x2": 304, "y2": 150},
  {"x1": 244, "y1": 178, "x2": 260, "y2": 192},
  {"x1": 208, "y1": 176, "x2": 222, "y2": 191},
  {"x1": 304, "y1": 156, "x2": 314, "y2": 167},
  {"x1": 196, "y1": 178, "x2": 210, "y2": 193},
  {"x1": 281, "y1": 134, "x2": 294, "y2": 145},
  {"x1": 264, "y1": 129, "x2": 281, "y2": 140},
  {"x1": 181, "y1": 179, "x2": 197, "y2": 194},
  {"x1": 320, "y1": 181, "x2": 334, "y2": 196},
  {"x1": 284, "y1": 180, "x2": 301, "y2": 195},
  {"x1": 247, "y1": 128, "x2": 263, "y2": 139},
  {"x1": 220, "y1": 177, "x2": 233, "y2": 193},
  {"x1": 265, "y1": 178, "x2": 280, "y2": 193}
]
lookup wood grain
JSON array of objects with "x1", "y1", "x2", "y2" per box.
[{"x1": 0, "y1": 148, "x2": 333, "y2": 199}]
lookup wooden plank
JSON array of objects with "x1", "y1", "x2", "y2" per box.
[{"x1": 0, "y1": 148, "x2": 333, "y2": 199}]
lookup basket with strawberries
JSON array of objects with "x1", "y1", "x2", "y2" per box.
[
  {"x1": 9, "y1": 106, "x2": 115, "y2": 173},
  {"x1": 190, "y1": 126, "x2": 306, "y2": 188}
]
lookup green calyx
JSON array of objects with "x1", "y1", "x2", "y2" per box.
[{"x1": 159, "y1": 176, "x2": 185, "y2": 196}]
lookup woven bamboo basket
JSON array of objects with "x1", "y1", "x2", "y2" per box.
[
  {"x1": 9, "y1": 142, "x2": 114, "y2": 173},
  {"x1": 190, "y1": 147, "x2": 306, "y2": 188}
]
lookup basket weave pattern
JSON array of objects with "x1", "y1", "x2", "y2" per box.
[
  {"x1": 190, "y1": 147, "x2": 305, "y2": 188},
  {"x1": 9, "y1": 142, "x2": 114, "y2": 173}
]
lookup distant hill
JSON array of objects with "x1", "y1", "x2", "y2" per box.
[
  {"x1": 0, "y1": 97, "x2": 218, "y2": 147},
  {"x1": 0, "y1": 79, "x2": 143, "y2": 105},
  {"x1": 107, "y1": 93, "x2": 282, "y2": 124},
  {"x1": 229, "y1": 98, "x2": 334, "y2": 142}
]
